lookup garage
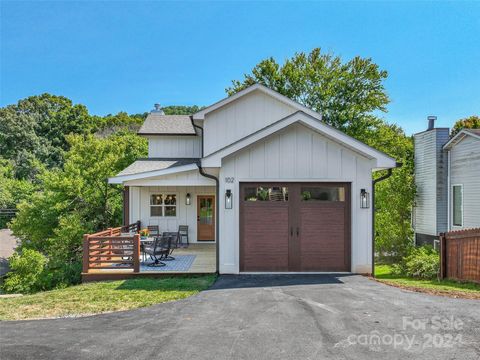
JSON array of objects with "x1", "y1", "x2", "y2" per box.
[{"x1": 240, "y1": 182, "x2": 351, "y2": 272}]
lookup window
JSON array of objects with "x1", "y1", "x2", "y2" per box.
[
  {"x1": 150, "y1": 194, "x2": 177, "y2": 217},
  {"x1": 452, "y1": 185, "x2": 463, "y2": 226},
  {"x1": 301, "y1": 186, "x2": 345, "y2": 201},
  {"x1": 244, "y1": 187, "x2": 288, "y2": 201}
]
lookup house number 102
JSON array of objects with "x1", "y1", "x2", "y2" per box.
[{"x1": 225, "y1": 177, "x2": 235, "y2": 183}]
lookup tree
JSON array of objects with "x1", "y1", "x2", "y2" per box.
[
  {"x1": 228, "y1": 48, "x2": 389, "y2": 133},
  {"x1": 229, "y1": 48, "x2": 414, "y2": 259},
  {"x1": 451, "y1": 115, "x2": 480, "y2": 136},
  {"x1": 0, "y1": 94, "x2": 95, "y2": 178},
  {"x1": 9, "y1": 133, "x2": 147, "y2": 289}
]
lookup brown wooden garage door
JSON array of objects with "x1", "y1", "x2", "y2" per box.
[{"x1": 240, "y1": 183, "x2": 351, "y2": 272}]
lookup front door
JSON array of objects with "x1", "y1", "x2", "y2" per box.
[{"x1": 197, "y1": 195, "x2": 215, "y2": 241}]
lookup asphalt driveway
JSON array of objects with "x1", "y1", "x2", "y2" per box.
[{"x1": 1, "y1": 275, "x2": 479, "y2": 360}]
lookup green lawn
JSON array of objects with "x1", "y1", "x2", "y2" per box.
[
  {"x1": 375, "y1": 265, "x2": 480, "y2": 298},
  {"x1": 0, "y1": 275, "x2": 216, "y2": 321}
]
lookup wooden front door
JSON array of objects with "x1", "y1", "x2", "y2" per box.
[{"x1": 197, "y1": 196, "x2": 215, "y2": 241}]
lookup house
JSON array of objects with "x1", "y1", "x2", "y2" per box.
[
  {"x1": 109, "y1": 84, "x2": 397, "y2": 274},
  {"x1": 413, "y1": 116, "x2": 480, "y2": 247}
]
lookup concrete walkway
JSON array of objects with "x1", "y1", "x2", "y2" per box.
[{"x1": 1, "y1": 274, "x2": 479, "y2": 359}]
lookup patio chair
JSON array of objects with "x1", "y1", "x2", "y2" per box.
[
  {"x1": 178, "y1": 225, "x2": 189, "y2": 247},
  {"x1": 143, "y1": 236, "x2": 166, "y2": 267},
  {"x1": 161, "y1": 232, "x2": 179, "y2": 260},
  {"x1": 147, "y1": 225, "x2": 160, "y2": 237}
]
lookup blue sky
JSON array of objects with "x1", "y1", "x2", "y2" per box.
[{"x1": 1, "y1": 1, "x2": 479, "y2": 135}]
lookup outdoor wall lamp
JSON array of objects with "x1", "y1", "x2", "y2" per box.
[
  {"x1": 360, "y1": 189, "x2": 370, "y2": 209},
  {"x1": 185, "y1": 193, "x2": 191, "y2": 205},
  {"x1": 225, "y1": 189, "x2": 233, "y2": 209}
]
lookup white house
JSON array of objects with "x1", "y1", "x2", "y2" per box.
[
  {"x1": 413, "y1": 117, "x2": 480, "y2": 247},
  {"x1": 109, "y1": 84, "x2": 397, "y2": 274}
]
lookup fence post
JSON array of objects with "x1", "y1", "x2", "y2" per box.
[
  {"x1": 82, "y1": 234, "x2": 90, "y2": 273},
  {"x1": 439, "y1": 233, "x2": 446, "y2": 280},
  {"x1": 133, "y1": 234, "x2": 140, "y2": 273}
]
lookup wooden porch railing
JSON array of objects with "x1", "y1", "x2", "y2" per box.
[
  {"x1": 82, "y1": 221, "x2": 141, "y2": 273},
  {"x1": 440, "y1": 228, "x2": 480, "y2": 283}
]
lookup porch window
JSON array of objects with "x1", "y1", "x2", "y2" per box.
[
  {"x1": 150, "y1": 194, "x2": 177, "y2": 217},
  {"x1": 452, "y1": 185, "x2": 463, "y2": 227}
]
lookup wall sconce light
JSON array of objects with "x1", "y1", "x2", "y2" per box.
[
  {"x1": 185, "y1": 193, "x2": 191, "y2": 205},
  {"x1": 225, "y1": 189, "x2": 233, "y2": 209},
  {"x1": 360, "y1": 189, "x2": 370, "y2": 208}
]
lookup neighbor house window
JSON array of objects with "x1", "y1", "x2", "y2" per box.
[
  {"x1": 452, "y1": 185, "x2": 463, "y2": 227},
  {"x1": 150, "y1": 194, "x2": 177, "y2": 217}
]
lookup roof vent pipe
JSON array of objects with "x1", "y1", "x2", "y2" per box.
[
  {"x1": 153, "y1": 104, "x2": 165, "y2": 115},
  {"x1": 427, "y1": 116, "x2": 437, "y2": 131}
]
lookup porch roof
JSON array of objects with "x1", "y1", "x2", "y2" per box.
[{"x1": 109, "y1": 158, "x2": 199, "y2": 184}]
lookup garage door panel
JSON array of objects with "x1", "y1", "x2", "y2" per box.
[
  {"x1": 241, "y1": 204, "x2": 289, "y2": 272},
  {"x1": 299, "y1": 206, "x2": 347, "y2": 271}
]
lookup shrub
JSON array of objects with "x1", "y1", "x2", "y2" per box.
[
  {"x1": 3, "y1": 249, "x2": 47, "y2": 294},
  {"x1": 392, "y1": 246, "x2": 440, "y2": 279}
]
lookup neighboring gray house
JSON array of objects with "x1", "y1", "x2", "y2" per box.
[{"x1": 413, "y1": 117, "x2": 480, "y2": 246}]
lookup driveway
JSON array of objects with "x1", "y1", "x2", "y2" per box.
[{"x1": 1, "y1": 275, "x2": 479, "y2": 359}]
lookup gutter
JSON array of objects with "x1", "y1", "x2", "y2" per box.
[
  {"x1": 371, "y1": 162, "x2": 402, "y2": 278},
  {"x1": 190, "y1": 116, "x2": 204, "y2": 158}
]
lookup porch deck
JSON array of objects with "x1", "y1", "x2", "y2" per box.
[
  {"x1": 81, "y1": 223, "x2": 216, "y2": 282},
  {"x1": 82, "y1": 244, "x2": 216, "y2": 282}
]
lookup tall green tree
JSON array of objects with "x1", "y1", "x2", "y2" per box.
[
  {"x1": 229, "y1": 48, "x2": 414, "y2": 258},
  {"x1": 228, "y1": 48, "x2": 389, "y2": 133},
  {"x1": 451, "y1": 115, "x2": 480, "y2": 136},
  {"x1": 10, "y1": 133, "x2": 147, "y2": 288}
]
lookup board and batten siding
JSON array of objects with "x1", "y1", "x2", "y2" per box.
[
  {"x1": 217, "y1": 123, "x2": 375, "y2": 274},
  {"x1": 449, "y1": 135, "x2": 480, "y2": 230},
  {"x1": 129, "y1": 185, "x2": 216, "y2": 243},
  {"x1": 147, "y1": 136, "x2": 202, "y2": 158},
  {"x1": 203, "y1": 90, "x2": 297, "y2": 156},
  {"x1": 414, "y1": 129, "x2": 449, "y2": 236}
]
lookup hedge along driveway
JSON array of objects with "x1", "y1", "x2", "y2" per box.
[{"x1": 0, "y1": 276, "x2": 216, "y2": 321}]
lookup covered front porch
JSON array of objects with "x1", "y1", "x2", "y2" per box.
[{"x1": 82, "y1": 161, "x2": 219, "y2": 281}]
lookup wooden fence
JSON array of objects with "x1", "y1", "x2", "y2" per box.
[
  {"x1": 440, "y1": 228, "x2": 480, "y2": 283},
  {"x1": 82, "y1": 221, "x2": 141, "y2": 273}
]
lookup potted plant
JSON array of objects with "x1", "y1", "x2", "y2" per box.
[{"x1": 139, "y1": 228, "x2": 149, "y2": 239}]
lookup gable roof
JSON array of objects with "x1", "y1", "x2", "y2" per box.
[
  {"x1": 192, "y1": 83, "x2": 322, "y2": 121},
  {"x1": 201, "y1": 110, "x2": 397, "y2": 170},
  {"x1": 138, "y1": 114, "x2": 196, "y2": 136},
  {"x1": 443, "y1": 128, "x2": 480, "y2": 150},
  {"x1": 108, "y1": 159, "x2": 198, "y2": 184}
]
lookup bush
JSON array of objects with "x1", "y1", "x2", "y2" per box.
[
  {"x1": 392, "y1": 246, "x2": 440, "y2": 279},
  {"x1": 3, "y1": 249, "x2": 47, "y2": 294}
]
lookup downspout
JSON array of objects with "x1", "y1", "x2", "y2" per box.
[
  {"x1": 191, "y1": 116, "x2": 220, "y2": 273},
  {"x1": 446, "y1": 150, "x2": 451, "y2": 231},
  {"x1": 371, "y1": 162, "x2": 402, "y2": 278},
  {"x1": 197, "y1": 163, "x2": 220, "y2": 274}
]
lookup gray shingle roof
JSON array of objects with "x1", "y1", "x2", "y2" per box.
[
  {"x1": 116, "y1": 159, "x2": 198, "y2": 176},
  {"x1": 138, "y1": 113, "x2": 196, "y2": 135}
]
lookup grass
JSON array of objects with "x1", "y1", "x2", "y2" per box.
[
  {"x1": 375, "y1": 264, "x2": 480, "y2": 299},
  {"x1": 0, "y1": 275, "x2": 216, "y2": 321}
]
